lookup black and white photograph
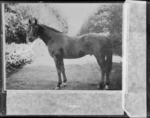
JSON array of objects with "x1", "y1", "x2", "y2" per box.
[
  {"x1": 0, "y1": 1, "x2": 147, "y2": 117},
  {"x1": 5, "y1": 3, "x2": 122, "y2": 90}
]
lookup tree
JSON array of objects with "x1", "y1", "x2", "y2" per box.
[
  {"x1": 78, "y1": 3, "x2": 123, "y2": 56},
  {"x1": 5, "y1": 3, "x2": 69, "y2": 44},
  {"x1": 5, "y1": 3, "x2": 27, "y2": 44}
]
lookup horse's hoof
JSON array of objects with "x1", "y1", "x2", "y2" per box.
[
  {"x1": 104, "y1": 85, "x2": 109, "y2": 90},
  {"x1": 97, "y1": 85, "x2": 103, "y2": 89},
  {"x1": 97, "y1": 85, "x2": 100, "y2": 89},
  {"x1": 61, "y1": 83, "x2": 67, "y2": 87},
  {"x1": 97, "y1": 83, "x2": 105, "y2": 89},
  {"x1": 54, "y1": 87, "x2": 61, "y2": 90}
]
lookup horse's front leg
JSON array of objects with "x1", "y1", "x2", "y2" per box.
[
  {"x1": 61, "y1": 59, "x2": 67, "y2": 87},
  {"x1": 53, "y1": 56, "x2": 62, "y2": 90},
  {"x1": 105, "y1": 72, "x2": 110, "y2": 90}
]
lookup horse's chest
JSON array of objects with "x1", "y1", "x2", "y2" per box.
[
  {"x1": 48, "y1": 43, "x2": 64, "y2": 58},
  {"x1": 49, "y1": 48, "x2": 63, "y2": 58}
]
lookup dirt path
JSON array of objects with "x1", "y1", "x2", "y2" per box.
[{"x1": 6, "y1": 54, "x2": 122, "y2": 90}]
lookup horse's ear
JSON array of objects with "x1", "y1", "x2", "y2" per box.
[
  {"x1": 34, "y1": 18, "x2": 38, "y2": 25},
  {"x1": 29, "y1": 19, "x2": 31, "y2": 24}
]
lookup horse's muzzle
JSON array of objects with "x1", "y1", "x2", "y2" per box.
[
  {"x1": 26, "y1": 37, "x2": 35, "y2": 43},
  {"x1": 26, "y1": 37, "x2": 30, "y2": 44}
]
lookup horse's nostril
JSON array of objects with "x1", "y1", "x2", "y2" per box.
[{"x1": 27, "y1": 37, "x2": 34, "y2": 42}]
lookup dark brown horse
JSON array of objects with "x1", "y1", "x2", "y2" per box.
[{"x1": 26, "y1": 18, "x2": 113, "y2": 90}]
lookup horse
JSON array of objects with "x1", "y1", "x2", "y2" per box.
[{"x1": 26, "y1": 18, "x2": 113, "y2": 90}]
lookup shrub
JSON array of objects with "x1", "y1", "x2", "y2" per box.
[
  {"x1": 5, "y1": 43, "x2": 34, "y2": 76},
  {"x1": 5, "y1": 12, "x2": 27, "y2": 44}
]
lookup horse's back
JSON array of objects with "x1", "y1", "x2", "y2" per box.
[
  {"x1": 50, "y1": 32, "x2": 112, "y2": 59},
  {"x1": 78, "y1": 33, "x2": 112, "y2": 55}
]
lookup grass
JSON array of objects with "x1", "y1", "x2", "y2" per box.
[{"x1": 6, "y1": 54, "x2": 122, "y2": 90}]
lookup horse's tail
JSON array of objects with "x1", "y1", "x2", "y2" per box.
[{"x1": 105, "y1": 35, "x2": 113, "y2": 72}]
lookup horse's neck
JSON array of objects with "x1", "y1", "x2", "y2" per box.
[{"x1": 38, "y1": 25, "x2": 56, "y2": 45}]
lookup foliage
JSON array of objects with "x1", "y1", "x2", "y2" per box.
[
  {"x1": 5, "y1": 43, "x2": 34, "y2": 76},
  {"x1": 5, "y1": 3, "x2": 69, "y2": 44},
  {"x1": 5, "y1": 4, "x2": 27, "y2": 44},
  {"x1": 5, "y1": 3, "x2": 69, "y2": 75},
  {"x1": 78, "y1": 3, "x2": 123, "y2": 56}
]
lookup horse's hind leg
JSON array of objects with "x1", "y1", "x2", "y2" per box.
[
  {"x1": 61, "y1": 59, "x2": 67, "y2": 87},
  {"x1": 95, "y1": 55, "x2": 106, "y2": 89},
  {"x1": 105, "y1": 51, "x2": 112, "y2": 90},
  {"x1": 105, "y1": 72, "x2": 110, "y2": 90}
]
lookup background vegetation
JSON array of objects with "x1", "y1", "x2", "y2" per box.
[
  {"x1": 5, "y1": 3, "x2": 68, "y2": 44},
  {"x1": 77, "y1": 3, "x2": 123, "y2": 56},
  {"x1": 5, "y1": 3, "x2": 122, "y2": 76},
  {"x1": 5, "y1": 3, "x2": 69, "y2": 76}
]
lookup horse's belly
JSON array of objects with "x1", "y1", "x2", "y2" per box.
[
  {"x1": 63, "y1": 53, "x2": 86, "y2": 59},
  {"x1": 63, "y1": 49, "x2": 86, "y2": 59},
  {"x1": 63, "y1": 39, "x2": 93, "y2": 59}
]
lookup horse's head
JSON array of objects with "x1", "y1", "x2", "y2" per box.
[{"x1": 26, "y1": 18, "x2": 39, "y2": 43}]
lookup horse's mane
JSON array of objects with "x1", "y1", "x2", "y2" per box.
[{"x1": 40, "y1": 24, "x2": 62, "y2": 33}]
